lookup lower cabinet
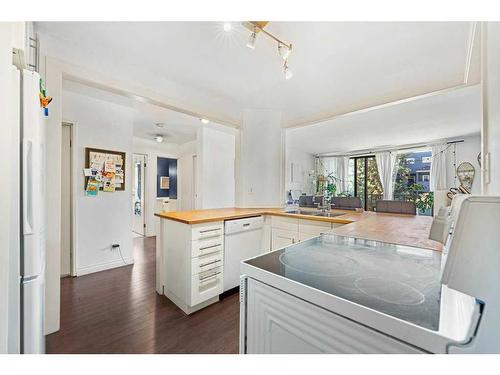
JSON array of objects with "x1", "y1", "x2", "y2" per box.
[
  {"x1": 271, "y1": 228, "x2": 299, "y2": 250},
  {"x1": 243, "y1": 278, "x2": 424, "y2": 354},
  {"x1": 270, "y1": 216, "x2": 343, "y2": 251}
]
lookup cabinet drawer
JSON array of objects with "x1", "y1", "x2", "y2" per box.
[
  {"x1": 190, "y1": 267, "x2": 223, "y2": 306},
  {"x1": 299, "y1": 219, "x2": 332, "y2": 236},
  {"x1": 191, "y1": 223, "x2": 224, "y2": 240},
  {"x1": 191, "y1": 251, "x2": 223, "y2": 275},
  {"x1": 191, "y1": 238, "x2": 223, "y2": 258},
  {"x1": 272, "y1": 216, "x2": 299, "y2": 232}
]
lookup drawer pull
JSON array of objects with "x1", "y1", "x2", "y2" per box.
[
  {"x1": 199, "y1": 243, "x2": 222, "y2": 251},
  {"x1": 199, "y1": 271, "x2": 221, "y2": 281},
  {"x1": 199, "y1": 228, "x2": 221, "y2": 234},
  {"x1": 199, "y1": 259, "x2": 221, "y2": 268}
]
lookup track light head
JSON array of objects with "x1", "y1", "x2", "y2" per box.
[
  {"x1": 154, "y1": 135, "x2": 164, "y2": 143},
  {"x1": 278, "y1": 43, "x2": 291, "y2": 60},
  {"x1": 284, "y1": 61, "x2": 293, "y2": 80},
  {"x1": 247, "y1": 30, "x2": 257, "y2": 49}
]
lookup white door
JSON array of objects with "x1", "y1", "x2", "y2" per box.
[
  {"x1": 132, "y1": 154, "x2": 146, "y2": 236},
  {"x1": 60, "y1": 123, "x2": 72, "y2": 276}
]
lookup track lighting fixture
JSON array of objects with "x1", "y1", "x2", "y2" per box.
[
  {"x1": 247, "y1": 28, "x2": 257, "y2": 49},
  {"x1": 242, "y1": 22, "x2": 293, "y2": 79}
]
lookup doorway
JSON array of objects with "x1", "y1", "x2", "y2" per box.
[
  {"x1": 61, "y1": 122, "x2": 74, "y2": 276},
  {"x1": 132, "y1": 154, "x2": 147, "y2": 237},
  {"x1": 352, "y1": 155, "x2": 383, "y2": 211}
]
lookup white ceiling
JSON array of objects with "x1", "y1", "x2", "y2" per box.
[
  {"x1": 63, "y1": 80, "x2": 209, "y2": 144},
  {"x1": 286, "y1": 84, "x2": 481, "y2": 155},
  {"x1": 36, "y1": 22, "x2": 480, "y2": 127}
]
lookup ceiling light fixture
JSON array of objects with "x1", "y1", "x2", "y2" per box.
[
  {"x1": 223, "y1": 22, "x2": 232, "y2": 32},
  {"x1": 155, "y1": 122, "x2": 164, "y2": 128},
  {"x1": 246, "y1": 27, "x2": 257, "y2": 49},
  {"x1": 154, "y1": 135, "x2": 164, "y2": 143},
  {"x1": 200, "y1": 118, "x2": 210, "y2": 124},
  {"x1": 242, "y1": 22, "x2": 293, "y2": 79}
]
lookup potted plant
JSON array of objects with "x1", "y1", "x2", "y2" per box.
[{"x1": 415, "y1": 192, "x2": 434, "y2": 216}]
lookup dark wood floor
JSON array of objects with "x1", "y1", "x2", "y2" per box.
[{"x1": 46, "y1": 236, "x2": 240, "y2": 354}]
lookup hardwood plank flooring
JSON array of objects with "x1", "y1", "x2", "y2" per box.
[{"x1": 46, "y1": 236, "x2": 240, "y2": 354}]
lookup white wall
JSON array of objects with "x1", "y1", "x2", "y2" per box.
[
  {"x1": 132, "y1": 137, "x2": 181, "y2": 236},
  {"x1": 285, "y1": 147, "x2": 316, "y2": 196},
  {"x1": 445, "y1": 135, "x2": 481, "y2": 193},
  {"x1": 196, "y1": 127, "x2": 235, "y2": 209},
  {"x1": 178, "y1": 140, "x2": 197, "y2": 211},
  {"x1": 63, "y1": 90, "x2": 135, "y2": 275},
  {"x1": 238, "y1": 109, "x2": 283, "y2": 207},
  {"x1": 482, "y1": 22, "x2": 500, "y2": 195}
]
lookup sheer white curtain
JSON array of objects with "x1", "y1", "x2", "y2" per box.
[
  {"x1": 318, "y1": 156, "x2": 350, "y2": 194},
  {"x1": 375, "y1": 152, "x2": 397, "y2": 200},
  {"x1": 430, "y1": 144, "x2": 447, "y2": 191}
]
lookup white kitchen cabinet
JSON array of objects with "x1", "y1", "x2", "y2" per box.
[
  {"x1": 271, "y1": 228, "x2": 299, "y2": 250},
  {"x1": 271, "y1": 216, "x2": 299, "y2": 232},
  {"x1": 270, "y1": 217, "x2": 346, "y2": 250},
  {"x1": 261, "y1": 215, "x2": 272, "y2": 252},
  {"x1": 243, "y1": 278, "x2": 423, "y2": 354},
  {"x1": 157, "y1": 219, "x2": 224, "y2": 314}
]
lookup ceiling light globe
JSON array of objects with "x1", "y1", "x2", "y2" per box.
[{"x1": 223, "y1": 23, "x2": 232, "y2": 32}]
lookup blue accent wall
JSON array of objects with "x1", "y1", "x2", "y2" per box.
[{"x1": 157, "y1": 157, "x2": 177, "y2": 199}]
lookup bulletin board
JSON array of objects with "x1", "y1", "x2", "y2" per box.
[{"x1": 85, "y1": 147, "x2": 126, "y2": 192}]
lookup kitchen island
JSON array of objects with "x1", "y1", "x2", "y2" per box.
[{"x1": 154, "y1": 207, "x2": 442, "y2": 315}]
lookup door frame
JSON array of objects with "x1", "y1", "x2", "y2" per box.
[
  {"x1": 132, "y1": 153, "x2": 147, "y2": 236},
  {"x1": 62, "y1": 121, "x2": 78, "y2": 276}
]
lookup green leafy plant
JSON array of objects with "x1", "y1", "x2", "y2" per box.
[{"x1": 415, "y1": 192, "x2": 434, "y2": 212}]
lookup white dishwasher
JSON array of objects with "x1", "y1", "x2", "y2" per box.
[{"x1": 224, "y1": 216, "x2": 265, "y2": 292}]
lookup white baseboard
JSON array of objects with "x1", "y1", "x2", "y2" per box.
[{"x1": 77, "y1": 257, "x2": 134, "y2": 276}]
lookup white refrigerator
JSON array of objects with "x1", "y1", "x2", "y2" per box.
[{"x1": 9, "y1": 67, "x2": 46, "y2": 354}]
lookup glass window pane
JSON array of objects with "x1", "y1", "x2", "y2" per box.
[{"x1": 366, "y1": 156, "x2": 383, "y2": 211}]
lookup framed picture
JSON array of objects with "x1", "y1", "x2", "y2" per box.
[
  {"x1": 85, "y1": 147, "x2": 126, "y2": 192},
  {"x1": 160, "y1": 176, "x2": 170, "y2": 189}
]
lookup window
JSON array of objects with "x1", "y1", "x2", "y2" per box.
[
  {"x1": 351, "y1": 155, "x2": 383, "y2": 211},
  {"x1": 422, "y1": 156, "x2": 431, "y2": 163},
  {"x1": 394, "y1": 150, "x2": 433, "y2": 216}
]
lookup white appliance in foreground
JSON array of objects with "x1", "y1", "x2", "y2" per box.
[
  {"x1": 240, "y1": 196, "x2": 500, "y2": 353},
  {"x1": 8, "y1": 68, "x2": 46, "y2": 354},
  {"x1": 224, "y1": 216, "x2": 264, "y2": 292}
]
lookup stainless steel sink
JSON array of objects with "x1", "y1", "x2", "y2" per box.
[
  {"x1": 312, "y1": 212, "x2": 345, "y2": 218},
  {"x1": 284, "y1": 209, "x2": 316, "y2": 215},
  {"x1": 284, "y1": 210, "x2": 344, "y2": 218}
]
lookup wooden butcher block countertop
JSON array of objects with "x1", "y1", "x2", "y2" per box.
[
  {"x1": 155, "y1": 207, "x2": 442, "y2": 251},
  {"x1": 154, "y1": 207, "x2": 357, "y2": 225}
]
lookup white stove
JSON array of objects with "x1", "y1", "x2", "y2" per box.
[{"x1": 239, "y1": 196, "x2": 500, "y2": 354}]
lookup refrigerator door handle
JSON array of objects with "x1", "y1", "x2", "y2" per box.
[{"x1": 23, "y1": 139, "x2": 34, "y2": 235}]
